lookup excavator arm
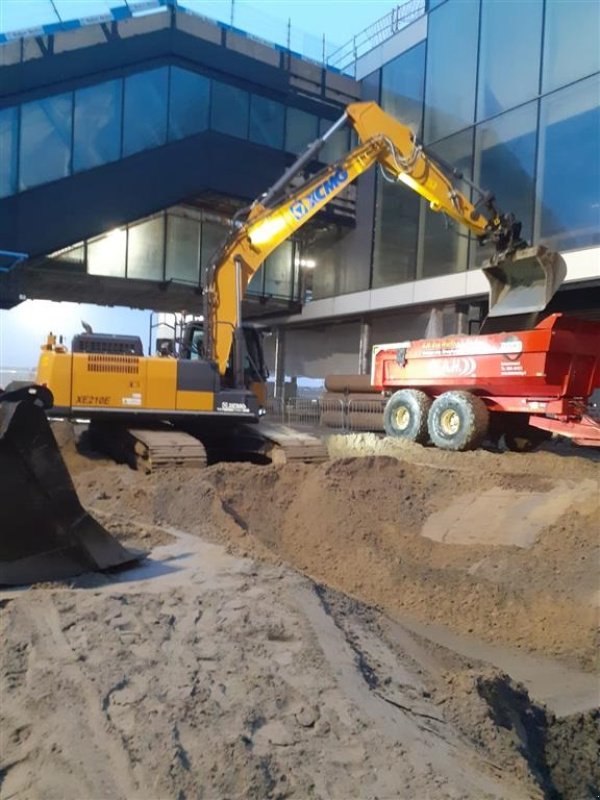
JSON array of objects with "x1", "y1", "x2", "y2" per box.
[{"x1": 205, "y1": 101, "x2": 565, "y2": 375}]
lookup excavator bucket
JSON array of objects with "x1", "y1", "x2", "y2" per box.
[
  {"x1": 0, "y1": 385, "x2": 143, "y2": 586},
  {"x1": 483, "y1": 245, "x2": 567, "y2": 321}
]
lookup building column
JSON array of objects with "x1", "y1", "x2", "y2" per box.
[
  {"x1": 358, "y1": 319, "x2": 371, "y2": 375},
  {"x1": 455, "y1": 303, "x2": 469, "y2": 335},
  {"x1": 273, "y1": 327, "x2": 286, "y2": 400}
]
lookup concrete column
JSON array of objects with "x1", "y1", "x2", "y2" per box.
[
  {"x1": 358, "y1": 319, "x2": 371, "y2": 375},
  {"x1": 273, "y1": 327, "x2": 286, "y2": 399},
  {"x1": 455, "y1": 303, "x2": 469, "y2": 335}
]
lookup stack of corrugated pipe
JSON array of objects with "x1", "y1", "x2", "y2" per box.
[{"x1": 321, "y1": 375, "x2": 386, "y2": 432}]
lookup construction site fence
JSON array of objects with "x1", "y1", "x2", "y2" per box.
[{"x1": 265, "y1": 397, "x2": 386, "y2": 433}]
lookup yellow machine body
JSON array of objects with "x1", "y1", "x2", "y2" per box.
[{"x1": 37, "y1": 349, "x2": 214, "y2": 415}]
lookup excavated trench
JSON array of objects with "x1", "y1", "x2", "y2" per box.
[{"x1": 8, "y1": 423, "x2": 596, "y2": 798}]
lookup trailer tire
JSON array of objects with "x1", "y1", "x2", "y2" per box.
[
  {"x1": 428, "y1": 391, "x2": 489, "y2": 451},
  {"x1": 383, "y1": 389, "x2": 431, "y2": 444}
]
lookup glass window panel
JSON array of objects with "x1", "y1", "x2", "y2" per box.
[
  {"x1": 0, "y1": 107, "x2": 18, "y2": 198},
  {"x1": 200, "y1": 219, "x2": 228, "y2": 287},
  {"x1": 285, "y1": 107, "x2": 318, "y2": 154},
  {"x1": 123, "y1": 68, "x2": 168, "y2": 157},
  {"x1": 127, "y1": 215, "x2": 165, "y2": 280},
  {"x1": 73, "y1": 79, "x2": 122, "y2": 172},
  {"x1": 419, "y1": 127, "x2": 473, "y2": 277},
  {"x1": 318, "y1": 118, "x2": 349, "y2": 164},
  {"x1": 536, "y1": 75, "x2": 600, "y2": 251},
  {"x1": 19, "y1": 93, "x2": 72, "y2": 190},
  {"x1": 166, "y1": 214, "x2": 201, "y2": 284},
  {"x1": 210, "y1": 81, "x2": 249, "y2": 139},
  {"x1": 477, "y1": 0, "x2": 542, "y2": 121},
  {"x1": 373, "y1": 178, "x2": 420, "y2": 288},
  {"x1": 381, "y1": 41, "x2": 426, "y2": 136},
  {"x1": 263, "y1": 241, "x2": 293, "y2": 298},
  {"x1": 543, "y1": 0, "x2": 600, "y2": 93},
  {"x1": 423, "y1": 0, "x2": 479, "y2": 143},
  {"x1": 87, "y1": 229, "x2": 126, "y2": 277},
  {"x1": 307, "y1": 228, "x2": 350, "y2": 300},
  {"x1": 472, "y1": 102, "x2": 537, "y2": 268},
  {"x1": 249, "y1": 95, "x2": 285, "y2": 149},
  {"x1": 168, "y1": 67, "x2": 210, "y2": 142}
]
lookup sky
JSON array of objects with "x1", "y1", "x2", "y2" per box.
[{"x1": 0, "y1": 0, "x2": 396, "y2": 368}]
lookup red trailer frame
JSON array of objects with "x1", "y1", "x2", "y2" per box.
[{"x1": 372, "y1": 313, "x2": 600, "y2": 447}]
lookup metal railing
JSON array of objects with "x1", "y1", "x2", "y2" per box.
[
  {"x1": 327, "y1": 0, "x2": 426, "y2": 74},
  {"x1": 265, "y1": 396, "x2": 386, "y2": 432}
]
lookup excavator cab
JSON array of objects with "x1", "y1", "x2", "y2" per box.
[
  {"x1": 180, "y1": 320, "x2": 268, "y2": 406},
  {"x1": 481, "y1": 245, "x2": 568, "y2": 332}
]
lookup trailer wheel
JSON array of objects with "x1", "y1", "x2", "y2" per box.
[
  {"x1": 383, "y1": 389, "x2": 431, "y2": 443},
  {"x1": 428, "y1": 391, "x2": 489, "y2": 451}
]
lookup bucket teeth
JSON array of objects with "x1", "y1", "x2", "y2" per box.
[{"x1": 0, "y1": 385, "x2": 143, "y2": 586}]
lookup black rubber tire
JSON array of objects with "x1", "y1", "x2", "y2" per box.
[
  {"x1": 427, "y1": 391, "x2": 489, "y2": 451},
  {"x1": 383, "y1": 389, "x2": 431, "y2": 443}
]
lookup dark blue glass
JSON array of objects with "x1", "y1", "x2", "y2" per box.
[
  {"x1": 19, "y1": 93, "x2": 73, "y2": 190},
  {"x1": 168, "y1": 68, "x2": 210, "y2": 141},
  {"x1": 123, "y1": 68, "x2": 168, "y2": 157},
  {"x1": 0, "y1": 106, "x2": 18, "y2": 198},
  {"x1": 73, "y1": 79, "x2": 122, "y2": 172},
  {"x1": 249, "y1": 95, "x2": 285, "y2": 149},
  {"x1": 210, "y1": 81, "x2": 249, "y2": 139},
  {"x1": 537, "y1": 75, "x2": 600, "y2": 250}
]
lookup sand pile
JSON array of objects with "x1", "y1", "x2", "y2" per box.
[{"x1": 149, "y1": 455, "x2": 599, "y2": 670}]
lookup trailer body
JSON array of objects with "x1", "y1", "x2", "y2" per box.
[{"x1": 372, "y1": 314, "x2": 600, "y2": 448}]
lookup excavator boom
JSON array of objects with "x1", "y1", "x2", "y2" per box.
[{"x1": 205, "y1": 102, "x2": 566, "y2": 375}]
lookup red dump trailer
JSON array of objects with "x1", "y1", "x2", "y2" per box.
[{"x1": 371, "y1": 313, "x2": 600, "y2": 451}]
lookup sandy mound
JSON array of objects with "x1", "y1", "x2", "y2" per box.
[{"x1": 149, "y1": 456, "x2": 599, "y2": 670}]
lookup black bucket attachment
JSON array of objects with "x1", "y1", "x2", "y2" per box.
[
  {"x1": 0, "y1": 385, "x2": 143, "y2": 586},
  {"x1": 483, "y1": 245, "x2": 567, "y2": 322}
]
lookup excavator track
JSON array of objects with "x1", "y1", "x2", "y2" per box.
[
  {"x1": 238, "y1": 422, "x2": 329, "y2": 465},
  {"x1": 89, "y1": 422, "x2": 207, "y2": 473}
]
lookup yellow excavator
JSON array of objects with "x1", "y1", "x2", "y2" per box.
[{"x1": 0, "y1": 101, "x2": 565, "y2": 583}]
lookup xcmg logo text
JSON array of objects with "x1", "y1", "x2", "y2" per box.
[{"x1": 289, "y1": 169, "x2": 349, "y2": 220}]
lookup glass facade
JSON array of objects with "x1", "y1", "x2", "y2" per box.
[
  {"x1": 249, "y1": 95, "x2": 285, "y2": 149},
  {"x1": 473, "y1": 102, "x2": 537, "y2": 267},
  {"x1": 123, "y1": 68, "x2": 169, "y2": 157},
  {"x1": 477, "y1": 0, "x2": 542, "y2": 121},
  {"x1": 536, "y1": 74, "x2": 600, "y2": 251},
  {"x1": 0, "y1": 106, "x2": 18, "y2": 198},
  {"x1": 366, "y1": 0, "x2": 600, "y2": 293},
  {"x1": 73, "y1": 79, "x2": 122, "y2": 172},
  {"x1": 51, "y1": 208, "x2": 300, "y2": 303},
  {"x1": 19, "y1": 93, "x2": 72, "y2": 190},
  {"x1": 211, "y1": 81, "x2": 249, "y2": 139},
  {"x1": 542, "y1": 0, "x2": 600, "y2": 93},
  {"x1": 168, "y1": 68, "x2": 210, "y2": 141},
  {"x1": 381, "y1": 42, "x2": 426, "y2": 136},
  {"x1": 285, "y1": 107, "x2": 318, "y2": 154},
  {"x1": 0, "y1": 65, "x2": 333, "y2": 200},
  {"x1": 419, "y1": 127, "x2": 474, "y2": 278},
  {"x1": 424, "y1": 0, "x2": 479, "y2": 143}
]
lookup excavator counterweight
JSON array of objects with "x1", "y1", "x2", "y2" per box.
[{"x1": 0, "y1": 385, "x2": 143, "y2": 586}]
